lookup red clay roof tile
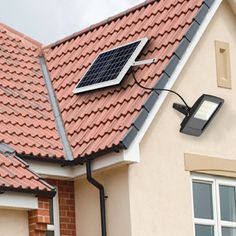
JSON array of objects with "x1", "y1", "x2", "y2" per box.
[
  {"x1": 44, "y1": 0, "x2": 206, "y2": 160},
  {"x1": 0, "y1": 24, "x2": 64, "y2": 160},
  {"x1": 0, "y1": 153, "x2": 54, "y2": 195},
  {"x1": 0, "y1": 0, "x2": 210, "y2": 161}
]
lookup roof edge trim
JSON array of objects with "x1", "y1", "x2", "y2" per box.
[
  {"x1": 0, "y1": 186, "x2": 56, "y2": 198},
  {"x1": 0, "y1": 22, "x2": 42, "y2": 48},
  {"x1": 44, "y1": 0, "x2": 156, "y2": 49},
  {"x1": 39, "y1": 55, "x2": 74, "y2": 161},
  {"x1": 120, "y1": 0, "x2": 222, "y2": 149},
  {"x1": 73, "y1": 143, "x2": 125, "y2": 165},
  {"x1": 17, "y1": 153, "x2": 68, "y2": 164}
]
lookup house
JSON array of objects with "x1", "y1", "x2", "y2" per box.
[{"x1": 0, "y1": 0, "x2": 235, "y2": 235}]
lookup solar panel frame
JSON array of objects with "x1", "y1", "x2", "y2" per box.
[{"x1": 73, "y1": 37, "x2": 148, "y2": 94}]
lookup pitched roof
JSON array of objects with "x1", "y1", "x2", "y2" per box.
[
  {"x1": 43, "y1": 0, "x2": 212, "y2": 161},
  {"x1": 0, "y1": 23, "x2": 64, "y2": 160},
  {"x1": 0, "y1": 152, "x2": 55, "y2": 197},
  {"x1": 0, "y1": 0, "x2": 215, "y2": 162}
]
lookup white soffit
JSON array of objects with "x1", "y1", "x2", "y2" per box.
[{"x1": 0, "y1": 192, "x2": 37, "y2": 210}]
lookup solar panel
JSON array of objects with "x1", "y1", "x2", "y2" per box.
[{"x1": 73, "y1": 37, "x2": 148, "y2": 93}]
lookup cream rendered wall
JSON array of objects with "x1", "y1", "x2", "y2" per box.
[
  {"x1": 128, "y1": 1, "x2": 236, "y2": 236},
  {"x1": 74, "y1": 165, "x2": 132, "y2": 236},
  {"x1": 0, "y1": 209, "x2": 29, "y2": 236}
]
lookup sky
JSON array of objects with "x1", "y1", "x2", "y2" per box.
[{"x1": 0, "y1": 0, "x2": 143, "y2": 45}]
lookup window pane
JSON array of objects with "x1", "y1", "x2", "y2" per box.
[
  {"x1": 49, "y1": 198, "x2": 54, "y2": 224},
  {"x1": 222, "y1": 227, "x2": 236, "y2": 236},
  {"x1": 220, "y1": 185, "x2": 236, "y2": 222},
  {"x1": 195, "y1": 224, "x2": 214, "y2": 236},
  {"x1": 46, "y1": 231, "x2": 55, "y2": 236},
  {"x1": 193, "y1": 182, "x2": 213, "y2": 219}
]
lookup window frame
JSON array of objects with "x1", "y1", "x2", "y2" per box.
[
  {"x1": 46, "y1": 187, "x2": 60, "y2": 236},
  {"x1": 191, "y1": 174, "x2": 236, "y2": 236}
]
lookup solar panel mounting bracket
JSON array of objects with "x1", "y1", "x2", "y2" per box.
[{"x1": 132, "y1": 58, "x2": 157, "y2": 67}]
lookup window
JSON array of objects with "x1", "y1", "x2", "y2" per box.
[
  {"x1": 46, "y1": 189, "x2": 60, "y2": 236},
  {"x1": 192, "y1": 175, "x2": 236, "y2": 236},
  {"x1": 215, "y1": 41, "x2": 231, "y2": 89}
]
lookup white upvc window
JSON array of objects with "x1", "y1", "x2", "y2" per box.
[
  {"x1": 46, "y1": 188, "x2": 60, "y2": 236},
  {"x1": 191, "y1": 174, "x2": 236, "y2": 236}
]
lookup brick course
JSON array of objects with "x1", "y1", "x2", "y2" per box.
[
  {"x1": 28, "y1": 197, "x2": 50, "y2": 236},
  {"x1": 48, "y1": 179, "x2": 76, "y2": 236}
]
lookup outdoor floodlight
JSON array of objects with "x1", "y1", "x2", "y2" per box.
[{"x1": 173, "y1": 94, "x2": 224, "y2": 136}]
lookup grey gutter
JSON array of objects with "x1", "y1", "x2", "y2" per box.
[
  {"x1": 0, "y1": 186, "x2": 56, "y2": 198},
  {"x1": 39, "y1": 55, "x2": 74, "y2": 161}
]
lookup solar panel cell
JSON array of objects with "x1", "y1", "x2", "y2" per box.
[{"x1": 73, "y1": 38, "x2": 148, "y2": 93}]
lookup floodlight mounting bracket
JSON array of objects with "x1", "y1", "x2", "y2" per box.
[
  {"x1": 173, "y1": 103, "x2": 189, "y2": 116},
  {"x1": 132, "y1": 58, "x2": 157, "y2": 67}
]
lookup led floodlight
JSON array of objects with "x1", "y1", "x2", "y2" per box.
[{"x1": 173, "y1": 94, "x2": 224, "y2": 136}]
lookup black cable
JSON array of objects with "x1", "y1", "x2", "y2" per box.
[{"x1": 131, "y1": 71, "x2": 191, "y2": 112}]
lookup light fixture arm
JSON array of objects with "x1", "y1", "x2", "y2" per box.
[
  {"x1": 132, "y1": 58, "x2": 157, "y2": 66},
  {"x1": 173, "y1": 103, "x2": 189, "y2": 116}
]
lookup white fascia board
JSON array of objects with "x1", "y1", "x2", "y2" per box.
[
  {"x1": 27, "y1": 149, "x2": 139, "y2": 179},
  {"x1": 0, "y1": 192, "x2": 37, "y2": 210},
  {"x1": 129, "y1": 0, "x2": 222, "y2": 146},
  {"x1": 25, "y1": 0, "x2": 221, "y2": 179},
  {"x1": 71, "y1": 151, "x2": 129, "y2": 177},
  {"x1": 123, "y1": 139, "x2": 140, "y2": 163}
]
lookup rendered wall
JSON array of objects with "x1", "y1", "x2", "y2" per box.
[
  {"x1": 74, "y1": 165, "x2": 132, "y2": 236},
  {"x1": 128, "y1": 1, "x2": 236, "y2": 236},
  {"x1": 0, "y1": 209, "x2": 29, "y2": 236}
]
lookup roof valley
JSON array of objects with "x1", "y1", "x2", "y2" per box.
[
  {"x1": 0, "y1": 0, "x2": 217, "y2": 161},
  {"x1": 39, "y1": 55, "x2": 74, "y2": 161}
]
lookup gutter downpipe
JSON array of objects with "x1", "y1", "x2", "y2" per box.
[{"x1": 86, "y1": 160, "x2": 107, "y2": 236}]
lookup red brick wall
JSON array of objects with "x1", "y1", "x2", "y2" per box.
[
  {"x1": 47, "y1": 179, "x2": 76, "y2": 236},
  {"x1": 28, "y1": 197, "x2": 50, "y2": 236}
]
